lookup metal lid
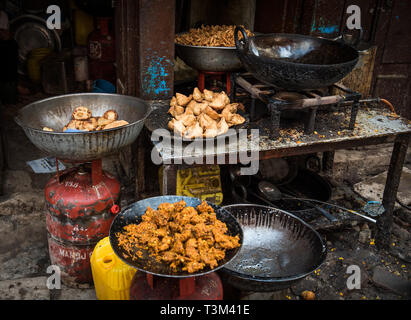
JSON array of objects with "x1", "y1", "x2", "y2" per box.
[{"x1": 10, "y1": 15, "x2": 61, "y2": 75}]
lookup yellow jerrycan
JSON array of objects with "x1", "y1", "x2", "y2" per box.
[{"x1": 90, "y1": 237, "x2": 136, "y2": 300}]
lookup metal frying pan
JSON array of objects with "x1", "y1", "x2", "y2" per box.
[
  {"x1": 109, "y1": 196, "x2": 243, "y2": 278},
  {"x1": 220, "y1": 204, "x2": 327, "y2": 292}
]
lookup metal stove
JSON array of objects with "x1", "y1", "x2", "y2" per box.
[{"x1": 231, "y1": 73, "x2": 362, "y2": 139}]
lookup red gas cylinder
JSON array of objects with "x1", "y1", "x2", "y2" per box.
[
  {"x1": 87, "y1": 17, "x2": 115, "y2": 83},
  {"x1": 45, "y1": 161, "x2": 120, "y2": 287}
]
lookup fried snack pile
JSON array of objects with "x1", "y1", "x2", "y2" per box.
[
  {"x1": 168, "y1": 88, "x2": 246, "y2": 139},
  {"x1": 116, "y1": 200, "x2": 241, "y2": 273},
  {"x1": 42, "y1": 107, "x2": 129, "y2": 132},
  {"x1": 175, "y1": 25, "x2": 253, "y2": 47}
]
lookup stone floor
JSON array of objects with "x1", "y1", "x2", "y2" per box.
[{"x1": 0, "y1": 92, "x2": 410, "y2": 300}]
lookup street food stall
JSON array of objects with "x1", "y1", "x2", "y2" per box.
[{"x1": 0, "y1": 0, "x2": 410, "y2": 303}]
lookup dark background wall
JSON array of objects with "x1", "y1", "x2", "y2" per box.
[
  {"x1": 176, "y1": 0, "x2": 410, "y2": 119},
  {"x1": 253, "y1": 0, "x2": 411, "y2": 119}
]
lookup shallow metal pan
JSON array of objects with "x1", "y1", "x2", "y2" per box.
[
  {"x1": 220, "y1": 204, "x2": 327, "y2": 292},
  {"x1": 109, "y1": 196, "x2": 243, "y2": 278}
]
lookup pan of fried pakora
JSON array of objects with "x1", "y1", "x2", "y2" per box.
[
  {"x1": 109, "y1": 196, "x2": 243, "y2": 277},
  {"x1": 14, "y1": 93, "x2": 152, "y2": 161}
]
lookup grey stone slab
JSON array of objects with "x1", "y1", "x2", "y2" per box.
[
  {"x1": 54, "y1": 285, "x2": 97, "y2": 300},
  {"x1": 0, "y1": 277, "x2": 50, "y2": 300},
  {"x1": 354, "y1": 167, "x2": 411, "y2": 209},
  {"x1": 372, "y1": 266, "x2": 411, "y2": 297}
]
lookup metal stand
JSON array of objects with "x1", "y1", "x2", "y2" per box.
[
  {"x1": 377, "y1": 133, "x2": 410, "y2": 249},
  {"x1": 198, "y1": 71, "x2": 232, "y2": 94}
]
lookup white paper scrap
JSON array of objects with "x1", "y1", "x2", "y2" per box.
[{"x1": 27, "y1": 157, "x2": 66, "y2": 174}]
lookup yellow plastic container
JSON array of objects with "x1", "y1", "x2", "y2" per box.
[
  {"x1": 73, "y1": 9, "x2": 94, "y2": 46},
  {"x1": 159, "y1": 165, "x2": 223, "y2": 205},
  {"x1": 27, "y1": 48, "x2": 52, "y2": 84},
  {"x1": 90, "y1": 237, "x2": 136, "y2": 300}
]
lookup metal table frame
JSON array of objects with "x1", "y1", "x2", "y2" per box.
[{"x1": 150, "y1": 103, "x2": 410, "y2": 250}]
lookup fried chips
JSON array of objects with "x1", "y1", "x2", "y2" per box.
[{"x1": 175, "y1": 25, "x2": 254, "y2": 47}]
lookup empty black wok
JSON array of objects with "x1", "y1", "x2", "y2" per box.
[
  {"x1": 109, "y1": 196, "x2": 243, "y2": 278},
  {"x1": 234, "y1": 26, "x2": 359, "y2": 90},
  {"x1": 220, "y1": 204, "x2": 327, "y2": 292}
]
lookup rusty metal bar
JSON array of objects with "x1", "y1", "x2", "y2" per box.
[
  {"x1": 304, "y1": 107, "x2": 317, "y2": 134},
  {"x1": 322, "y1": 151, "x2": 335, "y2": 174},
  {"x1": 235, "y1": 75, "x2": 268, "y2": 102},
  {"x1": 138, "y1": 0, "x2": 175, "y2": 100},
  {"x1": 162, "y1": 164, "x2": 178, "y2": 195},
  {"x1": 376, "y1": 133, "x2": 410, "y2": 249},
  {"x1": 115, "y1": 0, "x2": 175, "y2": 100}
]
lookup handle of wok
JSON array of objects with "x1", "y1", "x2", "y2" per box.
[
  {"x1": 232, "y1": 182, "x2": 248, "y2": 201},
  {"x1": 333, "y1": 26, "x2": 363, "y2": 48},
  {"x1": 315, "y1": 206, "x2": 339, "y2": 222},
  {"x1": 234, "y1": 26, "x2": 249, "y2": 51}
]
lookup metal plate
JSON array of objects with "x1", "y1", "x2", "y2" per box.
[
  {"x1": 109, "y1": 196, "x2": 243, "y2": 278},
  {"x1": 145, "y1": 105, "x2": 248, "y2": 142}
]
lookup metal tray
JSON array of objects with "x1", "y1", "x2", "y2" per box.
[{"x1": 145, "y1": 105, "x2": 248, "y2": 143}]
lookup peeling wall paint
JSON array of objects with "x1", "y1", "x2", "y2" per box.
[
  {"x1": 142, "y1": 52, "x2": 172, "y2": 98},
  {"x1": 315, "y1": 24, "x2": 339, "y2": 34},
  {"x1": 311, "y1": 17, "x2": 339, "y2": 34}
]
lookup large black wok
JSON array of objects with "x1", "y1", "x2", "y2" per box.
[
  {"x1": 109, "y1": 196, "x2": 243, "y2": 278},
  {"x1": 234, "y1": 26, "x2": 359, "y2": 90},
  {"x1": 220, "y1": 204, "x2": 327, "y2": 292}
]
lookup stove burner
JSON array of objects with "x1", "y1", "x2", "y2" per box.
[
  {"x1": 231, "y1": 73, "x2": 362, "y2": 139},
  {"x1": 198, "y1": 70, "x2": 232, "y2": 94},
  {"x1": 273, "y1": 92, "x2": 308, "y2": 102}
]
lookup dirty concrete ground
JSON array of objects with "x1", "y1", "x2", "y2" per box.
[{"x1": 0, "y1": 93, "x2": 410, "y2": 300}]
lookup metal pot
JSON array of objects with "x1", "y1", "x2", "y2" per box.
[
  {"x1": 234, "y1": 26, "x2": 359, "y2": 89},
  {"x1": 175, "y1": 32, "x2": 243, "y2": 72}
]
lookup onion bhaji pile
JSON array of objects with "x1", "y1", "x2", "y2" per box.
[
  {"x1": 175, "y1": 25, "x2": 254, "y2": 47},
  {"x1": 116, "y1": 200, "x2": 241, "y2": 273}
]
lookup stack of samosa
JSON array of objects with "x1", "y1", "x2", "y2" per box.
[{"x1": 168, "y1": 88, "x2": 246, "y2": 139}]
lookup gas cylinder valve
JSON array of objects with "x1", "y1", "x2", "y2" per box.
[{"x1": 111, "y1": 204, "x2": 120, "y2": 214}]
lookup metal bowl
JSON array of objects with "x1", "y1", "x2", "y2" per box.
[
  {"x1": 175, "y1": 33, "x2": 243, "y2": 72},
  {"x1": 15, "y1": 93, "x2": 152, "y2": 161},
  {"x1": 220, "y1": 204, "x2": 327, "y2": 292},
  {"x1": 109, "y1": 196, "x2": 243, "y2": 278}
]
